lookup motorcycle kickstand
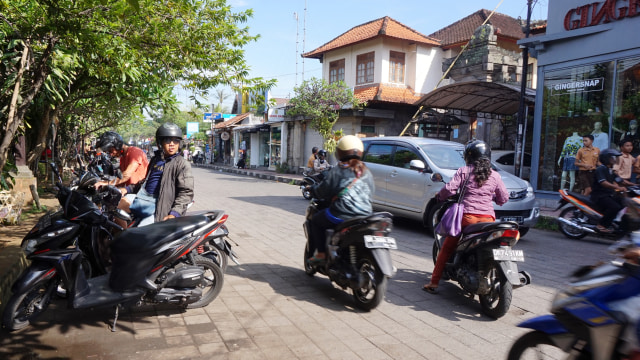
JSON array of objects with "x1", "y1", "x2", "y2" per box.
[{"x1": 111, "y1": 304, "x2": 122, "y2": 332}]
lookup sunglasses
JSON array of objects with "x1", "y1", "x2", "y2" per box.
[{"x1": 162, "y1": 138, "x2": 181, "y2": 145}]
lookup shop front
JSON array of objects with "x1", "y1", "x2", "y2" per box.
[{"x1": 521, "y1": 0, "x2": 640, "y2": 197}]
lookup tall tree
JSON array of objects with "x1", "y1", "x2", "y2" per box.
[
  {"x1": 0, "y1": 0, "x2": 275, "y2": 173},
  {"x1": 287, "y1": 78, "x2": 362, "y2": 152}
]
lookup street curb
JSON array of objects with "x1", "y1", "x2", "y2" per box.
[{"x1": 195, "y1": 164, "x2": 305, "y2": 186}]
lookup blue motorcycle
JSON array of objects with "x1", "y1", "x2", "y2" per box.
[{"x1": 507, "y1": 238, "x2": 640, "y2": 360}]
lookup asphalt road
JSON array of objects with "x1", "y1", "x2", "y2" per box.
[{"x1": 0, "y1": 167, "x2": 616, "y2": 359}]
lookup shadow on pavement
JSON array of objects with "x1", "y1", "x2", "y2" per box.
[{"x1": 227, "y1": 262, "x2": 372, "y2": 313}]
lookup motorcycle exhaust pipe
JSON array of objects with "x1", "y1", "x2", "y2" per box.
[{"x1": 556, "y1": 218, "x2": 597, "y2": 233}]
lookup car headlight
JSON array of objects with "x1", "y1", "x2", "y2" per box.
[{"x1": 526, "y1": 183, "x2": 534, "y2": 198}]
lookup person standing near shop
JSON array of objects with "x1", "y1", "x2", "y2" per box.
[{"x1": 575, "y1": 134, "x2": 600, "y2": 196}]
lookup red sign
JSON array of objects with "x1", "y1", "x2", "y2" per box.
[{"x1": 564, "y1": 0, "x2": 640, "y2": 30}]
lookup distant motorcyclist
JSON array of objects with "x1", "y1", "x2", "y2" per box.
[
  {"x1": 306, "y1": 136, "x2": 374, "y2": 264},
  {"x1": 591, "y1": 148, "x2": 626, "y2": 233},
  {"x1": 313, "y1": 149, "x2": 331, "y2": 174}
]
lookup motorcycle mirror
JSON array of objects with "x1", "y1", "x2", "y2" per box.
[
  {"x1": 430, "y1": 173, "x2": 444, "y2": 183},
  {"x1": 50, "y1": 162, "x2": 64, "y2": 183}
]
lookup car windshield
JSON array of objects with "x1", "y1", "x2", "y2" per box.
[{"x1": 419, "y1": 144, "x2": 466, "y2": 170}]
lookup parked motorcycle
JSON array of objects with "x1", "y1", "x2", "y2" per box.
[
  {"x1": 507, "y1": 236, "x2": 640, "y2": 360},
  {"x1": 430, "y1": 173, "x2": 531, "y2": 319},
  {"x1": 556, "y1": 187, "x2": 640, "y2": 240},
  {"x1": 2, "y1": 186, "x2": 227, "y2": 331},
  {"x1": 303, "y1": 199, "x2": 396, "y2": 311}
]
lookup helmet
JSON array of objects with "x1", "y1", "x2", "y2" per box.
[
  {"x1": 599, "y1": 148, "x2": 621, "y2": 166},
  {"x1": 464, "y1": 140, "x2": 491, "y2": 164},
  {"x1": 96, "y1": 131, "x2": 124, "y2": 152},
  {"x1": 317, "y1": 149, "x2": 327, "y2": 158},
  {"x1": 336, "y1": 135, "x2": 364, "y2": 161},
  {"x1": 156, "y1": 123, "x2": 183, "y2": 145}
]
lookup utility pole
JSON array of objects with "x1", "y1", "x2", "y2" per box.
[{"x1": 514, "y1": 0, "x2": 532, "y2": 178}]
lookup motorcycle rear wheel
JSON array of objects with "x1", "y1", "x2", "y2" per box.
[
  {"x1": 479, "y1": 261, "x2": 512, "y2": 319},
  {"x1": 302, "y1": 187, "x2": 312, "y2": 200},
  {"x1": 507, "y1": 331, "x2": 569, "y2": 360},
  {"x1": 185, "y1": 255, "x2": 224, "y2": 309},
  {"x1": 352, "y1": 253, "x2": 387, "y2": 311},
  {"x1": 558, "y1": 206, "x2": 588, "y2": 240},
  {"x1": 2, "y1": 279, "x2": 56, "y2": 331}
]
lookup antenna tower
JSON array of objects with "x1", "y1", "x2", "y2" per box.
[{"x1": 302, "y1": 0, "x2": 307, "y2": 82}]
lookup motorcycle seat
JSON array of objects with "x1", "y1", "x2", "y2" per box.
[
  {"x1": 566, "y1": 191, "x2": 598, "y2": 208},
  {"x1": 112, "y1": 215, "x2": 210, "y2": 252},
  {"x1": 334, "y1": 212, "x2": 393, "y2": 231},
  {"x1": 462, "y1": 221, "x2": 519, "y2": 235}
]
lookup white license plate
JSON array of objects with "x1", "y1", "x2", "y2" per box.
[
  {"x1": 501, "y1": 216, "x2": 524, "y2": 223},
  {"x1": 364, "y1": 235, "x2": 397, "y2": 249},
  {"x1": 492, "y1": 248, "x2": 525, "y2": 262}
]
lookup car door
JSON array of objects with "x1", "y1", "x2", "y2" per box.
[
  {"x1": 384, "y1": 144, "x2": 429, "y2": 213},
  {"x1": 362, "y1": 143, "x2": 394, "y2": 206}
]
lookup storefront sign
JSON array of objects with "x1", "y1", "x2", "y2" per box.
[
  {"x1": 564, "y1": 0, "x2": 640, "y2": 31},
  {"x1": 550, "y1": 77, "x2": 604, "y2": 95},
  {"x1": 220, "y1": 131, "x2": 230, "y2": 141}
]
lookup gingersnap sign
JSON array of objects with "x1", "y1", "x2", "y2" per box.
[{"x1": 564, "y1": 0, "x2": 639, "y2": 31}]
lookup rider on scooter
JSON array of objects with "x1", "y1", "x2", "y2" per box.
[{"x1": 591, "y1": 148, "x2": 627, "y2": 233}]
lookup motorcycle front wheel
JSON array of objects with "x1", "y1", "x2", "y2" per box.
[
  {"x1": 185, "y1": 255, "x2": 224, "y2": 309},
  {"x1": 352, "y1": 253, "x2": 387, "y2": 311},
  {"x1": 2, "y1": 279, "x2": 56, "y2": 331},
  {"x1": 479, "y1": 261, "x2": 512, "y2": 319},
  {"x1": 558, "y1": 206, "x2": 588, "y2": 240},
  {"x1": 303, "y1": 242, "x2": 316, "y2": 276},
  {"x1": 302, "y1": 186, "x2": 312, "y2": 200},
  {"x1": 507, "y1": 331, "x2": 568, "y2": 360}
]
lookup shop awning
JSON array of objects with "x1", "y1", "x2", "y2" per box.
[
  {"x1": 414, "y1": 81, "x2": 536, "y2": 115},
  {"x1": 234, "y1": 123, "x2": 271, "y2": 133}
]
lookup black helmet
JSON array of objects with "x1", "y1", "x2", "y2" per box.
[
  {"x1": 599, "y1": 148, "x2": 622, "y2": 166},
  {"x1": 336, "y1": 135, "x2": 364, "y2": 161},
  {"x1": 464, "y1": 140, "x2": 491, "y2": 164},
  {"x1": 156, "y1": 123, "x2": 183, "y2": 145},
  {"x1": 317, "y1": 149, "x2": 328, "y2": 158},
  {"x1": 96, "y1": 131, "x2": 124, "y2": 152}
]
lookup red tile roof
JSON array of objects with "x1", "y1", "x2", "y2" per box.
[
  {"x1": 214, "y1": 112, "x2": 251, "y2": 129},
  {"x1": 429, "y1": 9, "x2": 525, "y2": 48},
  {"x1": 303, "y1": 16, "x2": 440, "y2": 59},
  {"x1": 354, "y1": 84, "x2": 422, "y2": 105}
]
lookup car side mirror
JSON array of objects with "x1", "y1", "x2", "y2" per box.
[
  {"x1": 430, "y1": 173, "x2": 444, "y2": 183},
  {"x1": 409, "y1": 159, "x2": 426, "y2": 171}
]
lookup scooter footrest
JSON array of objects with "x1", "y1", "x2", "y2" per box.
[{"x1": 73, "y1": 274, "x2": 144, "y2": 309}]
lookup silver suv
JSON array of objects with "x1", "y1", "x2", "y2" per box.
[{"x1": 361, "y1": 137, "x2": 539, "y2": 236}]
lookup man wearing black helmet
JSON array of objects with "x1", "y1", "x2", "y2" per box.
[
  {"x1": 94, "y1": 131, "x2": 149, "y2": 191},
  {"x1": 313, "y1": 149, "x2": 330, "y2": 173},
  {"x1": 128, "y1": 123, "x2": 194, "y2": 224},
  {"x1": 591, "y1": 148, "x2": 628, "y2": 233}
]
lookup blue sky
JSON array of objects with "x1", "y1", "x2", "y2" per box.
[{"x1": 176, "y1": 0, "x2": 548, "y2": 110}]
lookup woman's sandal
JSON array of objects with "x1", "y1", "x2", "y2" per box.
[
  {"x1": 307, "y1": 254, "x2": 326, "y2": 265},
  {"x1": 422, "y1": 284, "x2": 438, "y2": 294}
]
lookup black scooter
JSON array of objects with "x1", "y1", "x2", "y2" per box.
[
  {"x1": 431, "y1": 173, "x2": 531, "y2": 318},
  {"x1": 2, "y1": 167, "x2": 227, "y2": 332},
  {"x1": 303, "y1": 199, "x2": 396, "y2": 311}
]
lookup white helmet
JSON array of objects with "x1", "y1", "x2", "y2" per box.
[{"x1": 336, "y1": 135, "x2": 364, "y2": 161}]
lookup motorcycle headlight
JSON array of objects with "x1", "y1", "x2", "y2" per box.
[{"x1": 22, "y1": 226, "x2": 76, "y2": 255}]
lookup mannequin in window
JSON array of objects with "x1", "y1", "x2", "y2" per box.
[
  {"x1": 591, "y1": 121, "x2": 609, "y2": 151},
  {"x1": 557, "y1": 132, "x2": 582, "y2": 191}
]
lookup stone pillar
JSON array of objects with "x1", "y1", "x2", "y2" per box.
[{"x1": 11, "y1": 136, "x2": 36, "y2": 204}]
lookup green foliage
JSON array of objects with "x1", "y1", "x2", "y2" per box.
[
  {"x1": 287, "y1": 78, "x2": 362, "y2": 153},
  {"x1": 0, "y1": 0, "x2": 276, "y2": 173}
]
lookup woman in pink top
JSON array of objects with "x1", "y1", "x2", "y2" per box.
[{"x1": 423, "y1": 140, "x2": 509, "y2": 294}]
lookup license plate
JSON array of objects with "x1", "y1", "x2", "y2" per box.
[
  {"x1": 364, "y1": 235, "x2": 397, "y2": 249},
  {"x1": 501, "y1": 216, "x2": 523, "y2": 223},
  {"x1": 493, "y1": 248, "x2": 525, "y2": 262}
]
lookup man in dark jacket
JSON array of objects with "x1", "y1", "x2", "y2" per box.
[{"x1": 128, "y1": 123, "x2": 194, "y2": 224}]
